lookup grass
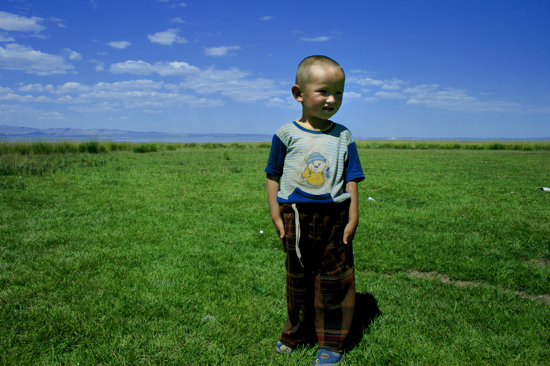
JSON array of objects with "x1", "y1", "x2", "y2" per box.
[
  {"x1": 1, "y1": 139, "x2": 549, "y2": 157},
  {"x1": 1, "y1": 143, "x2": 549, "y2": 365}
]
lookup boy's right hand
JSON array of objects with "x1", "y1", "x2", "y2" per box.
[
  {"x1": 266, "y1": 174, "x2": 285, "y2": 239},
  {"x1": 272, "y1": 215, "x2": 285, "y2": 239}
]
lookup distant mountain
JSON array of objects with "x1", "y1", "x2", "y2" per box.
[
  {"x1": 0, "y1": 125, "x2": 155, "y2": 137},
  {"x1": 1, "y1": 125, "x2": 547, "y2": 142},
  {"x1": 0, "y1": 125, "x2": 273, "y2": 143}
]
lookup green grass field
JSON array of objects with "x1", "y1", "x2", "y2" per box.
[{"x1": 1, "y1": 143, "x2": 549, "y2": 365}]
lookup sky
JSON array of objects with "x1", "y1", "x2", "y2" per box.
[{"x1": 0, "y1": 0, "x2": 549, "y2": 139}]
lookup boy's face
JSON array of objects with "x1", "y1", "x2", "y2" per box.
[{"x1": 294, "y1": 65, "x2": 345, "y2": 123}]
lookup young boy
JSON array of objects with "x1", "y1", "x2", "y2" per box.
[{"x1": 265, "y1": 55, "x2": 364, "y2": 365}]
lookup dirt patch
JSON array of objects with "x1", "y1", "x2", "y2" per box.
[
  {"x1": 407, "y1": 270, "x2": 550, "y2": 306},
  {"x1": 527, "y1": 257, "x2": 550, "y2": 267},
  {"x1": 408, "y1": 270, "x2": 479, "y2": 288}
]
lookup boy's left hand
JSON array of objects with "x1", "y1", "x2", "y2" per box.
[
  {"x1": 343, "y1": 221, "x2": 357, "y2": 245},
  {"x1": 344, "y1": 179, "x2": 359, "y2": 245}
]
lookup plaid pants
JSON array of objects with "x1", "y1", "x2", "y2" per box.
[{"x1": 279, "y1": 201, "x2": 355, "y2": 353}]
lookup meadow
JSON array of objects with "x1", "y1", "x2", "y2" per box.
[{"x1": 1, "y1": 141, "x2": 549, "y2": 365}]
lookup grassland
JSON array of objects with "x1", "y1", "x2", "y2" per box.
[{"x1": 1, "y1": 141, "x2": 549, "y2": 365}]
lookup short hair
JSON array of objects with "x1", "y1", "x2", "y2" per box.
[{"x1": 295, "y1": 55, "x2": 344, "y2": 87}]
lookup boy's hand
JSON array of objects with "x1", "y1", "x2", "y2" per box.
[
  {"x1": 266, "y1": 174, "x2": 285, "y2": 239},
  {"x1": 343, "y1": 221, "x2": 357, "y2": 245},
  {"x1": 344, "y1": 179, "x2": 359, "y2": 245},
  {"x1": 272, "y1": 215, "x2": 285, "y2": 239}
]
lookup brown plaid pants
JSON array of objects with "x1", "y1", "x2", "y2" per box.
[{"x1": 279, "y1": 200, "x2": 355, "y2": 353}]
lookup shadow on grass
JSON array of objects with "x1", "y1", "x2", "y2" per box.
[{"x1": 346, "y1": 292, "x2": 381, "y2": 351}]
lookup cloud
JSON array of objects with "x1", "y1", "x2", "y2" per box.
[
  {"x1": 351, "y1": 77, "x2": 384, "y2": 87},
  {"x1": 0, "y1": 43, "x2": 74, "y2": 75},
  {"x1": 204, "y1": 45, "x2": 241, "y2": 57},
  {"x1": 0, "y1": 11, "x2": 45, "y2": 32},
  {"x1": 147, "y1": 28, "x2": 188, "y2": 45},
  {"x1": 260, "y1": 16, "x2": 273, "y2": 21},
  {"x1": 0, "y1": 103, "x2": 64, "y2": 121},
  {"x1": 7, "y1": 60, "x2": 288, "y2": 113},
  {"x1": 345, "y1": 92, "x2": 362, "y2": 99},
  {"x1": 300, "y1": 36, "x2": 331, "y2": 42},
  {"x1": 64, "y1": 48, "x2": 82, "y2": 60},
  {"x1": 108, "y1": 60, "x2": 286, "y2": 103},
  {"x1": 402, "y1": 85, "x2": 529, "y2": 113},
  {"x1": 381, "y1": 78, "x2": 405, "y2": 90},
  {"x1": 350, "y1": 73, "x2": 543, "y2": 113},
  {"x1": 374, "y1": 91, "x2": 407, "y2": 100},
  {"x1": 0, "y1": 34, "x2": 15, "y2": 42},
  {"x1": 17, "y1": 83, "x2": 54, "y2": 93},
  {"x1": 12, "y1": 79, "x2": 224, "y2": 110},
  {"x1": 169, "y1": 17, "x2": 187, "y2": 24},
  {"x1": 107, "y1": 41, "x2": 132, "y2": 49},
  {"x1": 88, "y1": 59, "x2": 104, "y2": 71},
  {"x1": 109, "y1": 60, "x2": 200, "y2": 76},
  {"x1": 89, "y1": 1, "x2": 98, "y2": 9}
]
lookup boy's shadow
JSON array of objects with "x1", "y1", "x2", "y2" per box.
[{"x1": 345, "y1": 292, "x2": 381, "y2": 351}]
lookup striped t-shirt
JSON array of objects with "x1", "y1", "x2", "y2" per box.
[{"x1": 265, "y1": 121, "x2": 364, "y2": 204}]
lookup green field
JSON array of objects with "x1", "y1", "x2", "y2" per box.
[{"x1": 1, "y1": 143, "x2": 549, "y2": 365}]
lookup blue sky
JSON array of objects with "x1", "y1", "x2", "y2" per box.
[{"x1": 0, "y1": 0, "x2": 549, "y2": 139}]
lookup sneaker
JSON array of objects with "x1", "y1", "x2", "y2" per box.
[
  {"x1": 314, "y1": 349, "x2": 344, "y2": 365},
  {"x1": 276, "y1": 341, "x2": 294, "y2": 354}
]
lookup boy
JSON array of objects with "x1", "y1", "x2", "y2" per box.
[{"x1": 265, "y1": 55, "x2": 364, "y2": 365}]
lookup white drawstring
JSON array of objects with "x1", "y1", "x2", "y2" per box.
[{"x1": 291, "y1": 203, "x2": 304, "y2": 267}]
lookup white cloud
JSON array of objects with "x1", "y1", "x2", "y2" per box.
[
  {"x1": 107, "y1": 41, "x2": 132, "y2": 49},
  {"x1": 95, "y1": 80, "x2": 164, "y2": 92},
  {"x1": 204, "y1": 45, "x2": 241, "y2": 57},
  {"x1": 109, "y1": 60, "x2": 200, "y2": 76},
  {"x1": 0, "y1": 104, "x2": 64, "y2": 122},
  {"x1": 260, "y1": 16, "x2": 273, "y2": 21},
  {"x1": 351, "y1": 75, "x2": 541, "y2": 113},
  {"x1": 402, "y1": 85, "x2": 528, "y2": 113},
  {"x1": 381, "y1": 78, "x2": 405, "y2": 90},
  {"x1": 64, "y1": 48, "x2": 82, "y2": 60},
  {"x1": 351, "y1": 77, "x2": 384, "y2": 87},
  {"x1": 169, "y1": 18, "x2": 186, "y2": 24},
  {"x1": 18, "y1": 83, "x2": 54, "y2": 92},
  {"x1": 0, "y1": 43, "x2": 74, "y2": 75},
  {"x1": 89, "y1": 1, "x2": 98, "y2": 9},
  {"x1": 147, "y1": 28, "x2": 188, "y2": 45},
  {"x1": 108, "y1": 60, "x2": 286, "y2": 103},
  {"x1": 345, "y1": 91, "x2": 362, "y2": 99},
  {"x1": 300, "y1": 36, "x2": 331, "y2": 42},
  {"x1": 374, "y1": 91, "x2": 407, "y2": 100},
  {"x1": 0, "y1": 11, "x2": 45, "y2": 32},
  {"x1": 0, "y1": 33, "x2": 15, "y2": 42},
  {"x1": 88, "y1": 59, "x2": 105, "y2": 71}
]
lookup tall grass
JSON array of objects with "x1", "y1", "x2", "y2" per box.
[
  {"x1": 0, "y1": 140, "x2": 273, "y2": 156},
  {"x1": 355, "y1": 139, "x2": 550, "y2": 151}
]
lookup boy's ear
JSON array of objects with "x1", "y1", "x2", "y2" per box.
[{"x1": 292, "y1": 84, "x2": 303, "y2": 102}]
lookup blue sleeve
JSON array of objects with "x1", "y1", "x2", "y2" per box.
[
  {"x1": 264, "y1": 134, "x2": 287, "y2": 176},
  {"x1": 344, "y1": 141, "x2": 365, "y2": 183}
]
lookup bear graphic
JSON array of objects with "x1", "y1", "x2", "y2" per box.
[{"x1": 301, "y1": 152, "x2": 330, "y2": 186}]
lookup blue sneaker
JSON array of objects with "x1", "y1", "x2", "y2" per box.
[
  {"x1": 276, "y1": 341, "x2": 294, "y2": 354},
  {"x1": 314, "y1": 349, "x2": 344, "y2": 365}
]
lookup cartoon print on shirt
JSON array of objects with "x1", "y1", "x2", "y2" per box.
[{"x1": 301, "y1": 152, "x2": 330, "y2": 186}]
